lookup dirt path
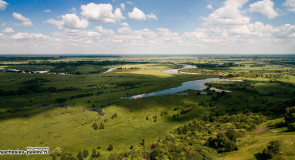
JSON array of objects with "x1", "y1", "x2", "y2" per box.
[{"x1": 255, "y1": 126, "x2": 265, "y2": 134}]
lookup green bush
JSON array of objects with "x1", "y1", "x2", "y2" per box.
[
  {"x1": 288, "y1": 123, "x2": 295, "y2": 131},
  {"x1": 92, "y1": 122, "x2": 98, "y2": 130},
  {"x1": 285, "y1": 106, "x2": 295, "y2": 124},
  {"x1": 108, "y1": 144, "x2": 113, "y2": 151},
  {"x1": 61, "y1": 153, "x2": 77, "y2": 160},
  {"x1": 262, "y1": 140, "x2": 280, "y2": 159},
  {"x1": 206, "y1": 132, "x2": 238, "y2": 153}
]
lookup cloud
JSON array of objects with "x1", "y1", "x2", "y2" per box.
[
  {"x1": 95, "y1": 26, "x2": 114, "y2": 35},
  {"x1": 147, "y1": 13, "x2": 158, "y2": 20},
  {"x1": 12, "y1": 12, "x2": 33, "y2": 26},
  {"x1": 283, "y1": 0, "x2": 295, "y2": 12},
  {"x1": 126, "y1": 1, "x2": 133, "y2": 5},
  {"x1": 0, "y1": 0, "x2": 8, "y2": 11},
  {"x1": 203, "y1": 0, "x2": 250, "y2": 26},
  {"x1": 81, "y1": 3, "x2": 125, "y2": 23},
  {"x1": 128, "y1": 7, "x2": 157, "y2": 21},
  {"x1": 121, "y1": 3, "x2": 125, "y2": 11},
  {"x1": 207, "y1": 5, "x2": 213, "y2": 10},
  {"x1": 128, "y1": 7, "x2": 146, "y2": 20},
  {"x1": 249, "y1": 0, "x2": 278, "y2": 19},
  {"x1": 43, "y1": 9, "x2": 51, "y2": 13},
  {"x1": 2, "y1": 28, "x2": 14, "y2": 33},
  {"x1": 1, "y1": 22, "x2": 6, "y2": 27},
  {"x1": 121, "y1": 22, "x2": 129, "y2": 27},
  {"x1": 11, "y1": 32, "x2": 51, "y2": 40},
  {"x1": 45, "y1": 14, "x2": 88, "y2": 29}
]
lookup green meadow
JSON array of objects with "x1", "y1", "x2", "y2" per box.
[{"x1": 0, "y1": 55, "x2": 294, "y2": 160}]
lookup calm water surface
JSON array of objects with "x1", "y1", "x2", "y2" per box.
[{"x1": 122, "y1": 78, "x2": 241, "y2": 99}]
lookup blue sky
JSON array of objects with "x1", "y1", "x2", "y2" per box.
[{"x1": 0, "y1": 0, "x2": 295, "y2": 54}]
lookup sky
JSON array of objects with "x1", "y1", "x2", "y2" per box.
[{"x1": 0, "y1": 0, "x2": 295, "y2": 54}]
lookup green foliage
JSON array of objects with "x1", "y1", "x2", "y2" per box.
[
  {"x1": 284, "y1": 106, "x2": 295, "y2": 124},
  {"x1": 77, "y1": 151, "x2": 83, "y2": 160},
  {"x1": 206, "y1": 132, "x2": 238, "y2": 153},
  {"x1": 99, "y1": 123, "x2": 104, "y2": 129},
  {"x1": 288, "y1": 123, "x2": 295, "y2": 131},
  {"x1": 91, "y1": 149, "x2": 100, "y2": 158},
  {"x1": 92, "y1": 122, "x2": 98, "y2": 130},
  {"x1": 108, "y1": 144, "x2": 113, "y2": 151},
  {"x1": 61, "y1": 152, "x2": 77, "y2": 160},
  {"x1": 111, "y1": 113, "x2": 118, "y2": 119},
  {"x1": 261, "y1": 140, "x2": 280, "y2": 159},
  {"x1": 82, "y1": 149, "x2": 89, "y2": 158},
  {"x1": 56, "y1": 98, "x2": 66, "y2": 103},
  {"x1": 140, "y1": 139, "x2": 145, "y2": 146}
]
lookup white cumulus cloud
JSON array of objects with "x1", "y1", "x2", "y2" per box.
[
  {"x1": 203, "y1": 0, "x2": 250, "y2": 26},
  {"x1": 249, "y1": 0, "x2": 278, "y2": 19},
  {"x1": 45, "y1": 14, "x2": 88, "y2": 29},
  {"x1": 121, "y1": 22, "x2": 129, "y2": 27},
  {"x1": 128, "y1": 8, "x2": 158, "y2": 21},
  {"x1": 11, "y1": 32, "x2": 50, "y2": 40},
  {"x1": 147, "y1": 13, "x2": 158, "y2": 20},
  {"x1": 128, "y1": 7, "x2": 146, "y2": 20},
  {"x1": 81, "y1": 3, "x2": 125, "y2": 23},
  {"x1": 283, "y1": 0, "x2": 295, "y2": 12},
  {"x1": 95, "y1": 26, "x2": 114, "y2": 35},
  {"x1": 12, "y1": 12, "x2": 33, "y2": 26},
  {"x1": 2, "y1": 28, "x2": 14, "y2": 33},
  {"x1": 0, "y1": 0, "x2": 8, "y2": 11}
]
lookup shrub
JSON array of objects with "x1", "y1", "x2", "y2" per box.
[
  {"x1": 56, "y1": 98, "x2": 66, "y2": 103},
  {"x1": 99, "y1": 123, "x2": 104, "y2": 129},
  {"x1": 82, "y1": 149, "x2": 89, "y2": 158},
  {"x1": 206, "y1": 132, "x2": 238, "y2": 153},
  {"x1": 92, "y1": 122, "x2": 98, "y2": 130},
  {"x1": 91, "y1": 149, "x2": 100, "y2": 158},
  {"x1": 288, "y1": 123, "x2": 295, "y2": 131},
  {"x1": 61, "y1": 152, "x2": 77, "y2": 160},
  {"x1": 108, "y1": 144, "x2": 113, "y2": 151},
  {"x1": 77, "y1": 151, "x2": 83, "y2": 160},
  {"x1": 285, "y1": 106, "x2": 295, "y2": 124},
  {"x1": 261, "y1": 140, "x2": 280, "y2": 159}
]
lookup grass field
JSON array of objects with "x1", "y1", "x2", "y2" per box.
[{"x1": 0, "y1": 55, "x2": 294, "y2": 159}]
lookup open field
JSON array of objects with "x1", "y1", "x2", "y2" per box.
[{"x1": 0, "y1": 55, "x2": 294, "y2": 160}]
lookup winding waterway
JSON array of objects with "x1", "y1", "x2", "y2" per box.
[
  {"x1": 162, "y1": 64, "x2": 197, "y2": 74},
  {"x1": 122, "y1": 78, "x2": 242, "y2": 99}
]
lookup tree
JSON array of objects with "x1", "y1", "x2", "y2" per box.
[
  {"x1": 92, "y1": 122, "x2": 98, "y2": 130},
  {"x1": 99, "y1": 123, "x2": 104, "y2": 129},
  {"x1": 82, "y1": 149, "x2": 89, "y2": 158},
  {"x1": 91, "y1": 149, "x2": 100, "y2": 158},
  {"x1": 108, "y1": 144, "x2": 113, "y2": 151},
  {"x1": 140, "y1": 139, "x2": 145, "y2": 146},
  {"x1": 56, "y1": 98, "x2": 66, "y2": 103},
  {"x1": 77, "y1": 151, "x2": 83, "y2": 160},
  {"x1": 288, "y1": 123, "x2": 295, "y2": 131},
  {"x1": 261, "y1": 140, "x2": 280, "y2": 159},
  {"x1": 206, "y1": 132, "x2": 238, "y2": 152},
  {"x1": 284, "y1": 106, "x2": 295, "y2": 124}
]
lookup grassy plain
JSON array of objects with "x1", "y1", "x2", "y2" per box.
[{"x1": 0, "y1": 55, "x2": 294, "y2": 159}]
